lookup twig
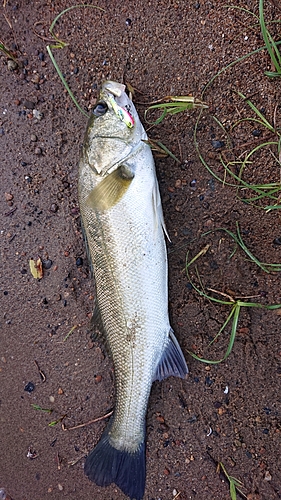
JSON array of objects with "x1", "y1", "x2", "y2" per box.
[
  {"x1": 62, "y1": 410, "x2": 113, "y2": 431},
  {"x1": 34, "y1": 360, "x2": 46, "y2": 382}
]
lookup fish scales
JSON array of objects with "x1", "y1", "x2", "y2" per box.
[{"x1": 78, "y1": 81, "x2": 188, "y2": 500}]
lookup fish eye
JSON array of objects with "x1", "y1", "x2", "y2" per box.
[{"x1": 92, "y1": 101, "x2": 108, "y2": 117}]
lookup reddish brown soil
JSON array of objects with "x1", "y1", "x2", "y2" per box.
[{"x1": 1, "y1": 1, "x2": 281, "y2": 499}]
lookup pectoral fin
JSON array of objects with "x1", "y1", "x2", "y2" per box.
[
  {"x1": 87, "y1": 165, "x2": 134, "y2": 211},
  {"x1": 152, "y1": 180, "x2": 170, "y2": 241}
]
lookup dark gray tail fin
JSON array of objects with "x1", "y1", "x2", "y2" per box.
[{"x1": 84, "y1": 424, "x2": 146, "y2": 500}]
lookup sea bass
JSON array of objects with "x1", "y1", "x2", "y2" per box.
[{"x1": 78, "y1": 81, "x2": 188, "y2": 500}]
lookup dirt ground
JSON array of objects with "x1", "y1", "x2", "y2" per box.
[{"x1": 1, "y1": 0, "x2": 281, "y2": 499}]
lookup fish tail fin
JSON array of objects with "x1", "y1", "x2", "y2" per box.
[
  {"x1": 84, "y1": 424, "x2": 146, "y2": 500},
  {"x1": 154, "y1": 329, "x2": 188, "y2": 381}
]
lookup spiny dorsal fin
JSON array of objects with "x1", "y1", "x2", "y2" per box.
[{"x1": 86, "y1": 165, "x2": 134, "y2": 211}]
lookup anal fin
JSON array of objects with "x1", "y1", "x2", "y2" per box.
[{"x1": 153, "y1": 329, "x2": 188, "y2": 382}]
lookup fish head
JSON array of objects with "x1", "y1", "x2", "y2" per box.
[{"x1": 84, "y1": 81, "x2": 145, "y2": 176}]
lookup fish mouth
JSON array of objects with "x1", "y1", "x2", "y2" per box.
[
  {"x1": 93, "y1": 135, "x2": 128, "y2": 141},
  {"x1": 103, "y1": 81, "x2": 126, "y2": 98},
  {"x1": 99, "y1": 81, "x2": 135, "y2": 128}
]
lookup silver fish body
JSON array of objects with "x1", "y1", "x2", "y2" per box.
[{"x1": 78, "y1": 81, "x2": 188, "y2": 500}]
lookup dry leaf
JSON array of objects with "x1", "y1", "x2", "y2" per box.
[{"x1": 29, "y1": 257, "x2": 43, "y2": 279}]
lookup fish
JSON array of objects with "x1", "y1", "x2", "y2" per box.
[{"x1": 78, "y1": 80, "x2": 188, "y2": 500}]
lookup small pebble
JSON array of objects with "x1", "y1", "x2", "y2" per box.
[
  {"x1": 34, "y1": 147, "x2": 42, "y2": 155},
  {"x1": 24, "y1": 382, "x2": 35, "y2": 393},
  {"x1": 156, "y1": 415, "x2": 165, "y2": 423},
  {"x1": 50, "y1": 203, "x2": 58, "y2": 213},
  {"x1": 58, "y1": 484, "x2": 63, "y2": 491},
  {"x1": 264, "y1": 471, "x2": 272, "y2": 481},
  {"x1": 0, "y1": 488, "x2": 13, "y2": 500},
  {"x1": 33, "y1": 109, "x2": 44, "y2": 120},
  {"x1": 252, "y1": 129, "x2": 261, "y2": 137},
  {"x1": 190, "y1": 179, "x2": 197, "y2": 187},
  {"x1": 49, "y1": 395, "x2": 55, "y2": 403},
  {"x1": 94, "y1": 375, "x2": 102, "y2": 383},
  {"x1": 205, "y1": 376, "x2": 214, "y2": 386},
  {"x1": 38, "y1": 52, "x2": 45, "y2": 61},
  {"x1": 30, "y1": 134, "x2": 37, "y2": 142},
  {"x1": 76, "y1": 257, "x2": 83, "y2": 267},
  {"x1": 7, "y1": 59, "x2": 18, "y2": 71},
  {"x1": 125, "y1": 18, "x2": 132, "y2": 26},
  {"x1": 23, "y1": 100, "x2": 35, "y2": 109},
  {"x1": 273, "y1": 237, "x2": 281, "y2": 245},
  {"x1": 58, "y1": 387, "x2": 64, "y2": 395},
  {"x1": 42, "y1": 259, "x2": 53, "y2": 270},
  {"x1": 211, "y1": 139, "x2": 225, "y2": 149},
  {"x1": 31, "y1": 74, "x2": 40, "y2": 84},
  {"x1": 5, "y1": 192, "x2": 13, "y2": 201}
]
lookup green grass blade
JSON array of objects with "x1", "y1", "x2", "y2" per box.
[
  {"x1": 209, "y1": 304, "x2": 236, "y2": 346},
  {"x1": 237, "y1": 91, "x2": 276, "y2": 132},
  {"x1": 46, "y1": 46, "x2": 89, "y2": 117},
  {"x1": 0, "y1": 42, "x2": 18, "y2": 62},
  {"x1": 265, "y1": 204, "x2": 281, "y2": 211},
  {"x1": 224, "y1": 304, "x2": 240, "y2": 360},
  {"x1": 49, "y1": 4, "x2": 105, "y2": 46},
  {"x1": 259, "y1": 0, "x2": 281, "y2": 74},
  {"x1": 202, "y1": 40, "x2": 281, "y2": 97},
  {"x1": 156, "y1": 141, "x2": 180, "y2": 162},
  {"x1": 144, "y1": 97, "x2": 207, "y2": 125},
  {"x1": 47, "y1": 5, "x2": 105, "y2": 115},
  {"x1": 230, "y1": 481, "x2": 237, "y2": 500}
]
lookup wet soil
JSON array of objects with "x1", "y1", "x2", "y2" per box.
[{"x1": 1, "y1": 1, "x2": 281, "y2": 499}]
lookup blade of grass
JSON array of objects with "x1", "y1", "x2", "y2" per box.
[
  {"x1": 0, "y1": 41, "x2": 18, "y2": 62},
  {"x1": 236, "y1": 91, "x2": 276, "y2": 132},
  {"x1": 49, "y1": 4, "x2": 105, "y2": 48},
  {"x1": 142, "y1": 139, "x2": 180, "y2": 162},
  {"x1": 31, "y1": 404, "x2": 53, "y2": 413},
  {"x1": 219, "y1": 462, "x2": 246, "y2": 500},
  {"x1": 46, "y1": 46, "x2": 89, "y2": 117},
  {"x1": 144, "y1": 96, "x2": 207, "y2": 125},
  {"x1": 46, "y1": 5, "x2": 105, "y2": 117},
  {"x1": 259, "y1": 0, "x2": 281, "y2": 76},
  {"x1": 185, "y1": 239, "x2": 281, "y2": 364},
  {"x1": 63, "y1": 324, "x2": 77, "y2": 342},
  {"x1": 202, "y1": 41, "x2": 281, "y2": 98}
]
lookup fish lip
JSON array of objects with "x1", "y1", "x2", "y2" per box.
[
  {"x1": 102, "y1": 81, "x2": 126, "y2": 97},
  {"x1": 92, "y1": 135, "x2": 128, "y2": 141}
]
